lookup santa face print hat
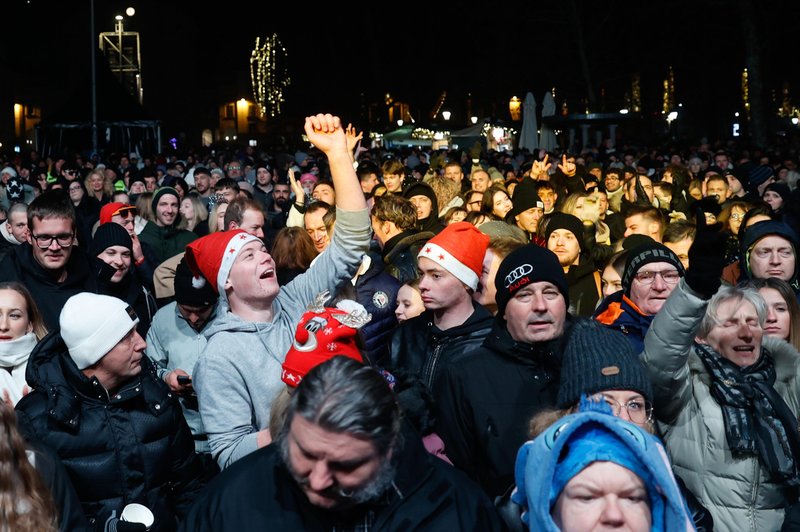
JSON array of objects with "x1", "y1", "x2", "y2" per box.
[{"x1": 281, "y1": 291, "x2": 372, "y2": 387}]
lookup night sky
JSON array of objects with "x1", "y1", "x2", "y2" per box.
[{"x1": 5, "y1": 0, "x2": 800, "y2": 148}]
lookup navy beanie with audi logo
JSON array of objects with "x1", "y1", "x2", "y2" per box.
[{"x1": 494, "y1": 243, "x2": 569, "y2": 316}]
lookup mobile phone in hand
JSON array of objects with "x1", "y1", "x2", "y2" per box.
[{"x1": 177, "y1": 375, "x2": 192, "y2": 385}]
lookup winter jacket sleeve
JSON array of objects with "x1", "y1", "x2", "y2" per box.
[
  {"x1": 640, "y1": 278, "x2": 708, "y2": 423},
  {"x1": 277, "y1": 207, "x2": 371, "y2": 318},
  {"x1": 166, "y1": 404, "x2": 206, "y2": 520},
  {"x1": 435, "y1": 361, "x2": 480, "y2": 482},
  {"x1": 30, "y1": 446, "x2": 90, "y2": 532}
]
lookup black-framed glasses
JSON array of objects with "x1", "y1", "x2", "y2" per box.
[
  {"x1": 593, "y1": 395, "x2": 653, "y2": 424},
  {"x1": 633, "y1": 269, "x2": 680, "y2": 285},
  {"x1": 31, "y1": 233, "x2": 74, "y2": 249}
]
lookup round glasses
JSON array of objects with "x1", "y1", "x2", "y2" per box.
[{"x1": 593, "y1": 395, "x2": 653, "y2": 424}]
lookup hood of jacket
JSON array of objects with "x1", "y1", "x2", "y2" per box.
[{"x1": 24, "y1": 330, "x2": 172, "y2": 431}]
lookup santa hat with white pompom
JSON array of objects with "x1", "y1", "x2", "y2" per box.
[{"x1": 184, "y1": 229, "x2": 261, "y2": 308}]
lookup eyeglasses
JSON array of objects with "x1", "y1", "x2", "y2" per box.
[
  {"x1": 729, "y1": 213, "x2": 744, "y2": 221},
  {"x1": 593, "y1": 395, "x2": 653, "y2": 424},
  {"x1": 633, "y1": 269, "x2": 680, "y2": 285},
  {"x1": 31, "y1": 233, "x2": 74, "y2": 249}
]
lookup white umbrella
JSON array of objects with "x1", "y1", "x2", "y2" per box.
[
  {"x1": 518, "y1": 92, "x2": 538, "y2": 153},
  {"x1": 539, "y1": 90, "x2": 557, "y2": 152}
]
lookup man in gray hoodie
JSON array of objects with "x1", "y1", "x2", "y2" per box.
[{"x1": 185, "y1": 114, "x2": 371, "y2": 469}]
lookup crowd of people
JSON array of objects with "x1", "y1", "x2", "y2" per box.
[{"x1": 0, "y1": 113, "x2": 799, "y2": 530}]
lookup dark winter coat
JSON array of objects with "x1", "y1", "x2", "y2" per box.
[
  {"x1": 387, "y1": 301, "x2": 493, "y2": 395},
  {"x1": 435, "y1": 317, "x2": 578, "y2": 498},
  {"x1": 0, "y1": 243, "x2": 98, "y2": 330},
  {"x1": 15, "y1": 331, "x2": 205, "y2": 532},
  {"x1": 177, "y1": 422, "x2": 508, "y2": 532}
]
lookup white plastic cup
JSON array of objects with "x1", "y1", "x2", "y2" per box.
[{"x1": 120, "y1": 503, "x2": 154, "y2": 530}]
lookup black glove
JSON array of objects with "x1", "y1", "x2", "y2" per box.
[{"x1": 684, "y1": 206, "x2": 725, "y2": 299}]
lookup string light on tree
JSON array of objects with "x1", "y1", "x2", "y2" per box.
[
  {"x1": 741, "y1": 68, "x2": 750, "y2": 121},
  {"x1": 632, "y1": 74, "x2": 642, "y2": 113},
  {"x1": 250, "y1": 34, "x2": 290, "y2": 118}
]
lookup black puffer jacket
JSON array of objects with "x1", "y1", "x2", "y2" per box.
[
  {"x1": 15, "y1": 331, "x2": 205, "y2": 532},
  {"x1": 387, "y1": 301, "x2": 493, "y2": 396},
  {"x1": 435, "y1": 317, "x2": 578, "y2": 498}
]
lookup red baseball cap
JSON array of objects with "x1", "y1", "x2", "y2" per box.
[{"x1": 99, "y1": 202, "x2": 136, "y2": 225}]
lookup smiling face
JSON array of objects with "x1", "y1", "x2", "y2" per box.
[
  {"x1": 0, "y1": 289, "x2": 33, "y2": 341},
  {"x1": 492, "y1": 190, "x2": 513, "y2": 219},
  {"x1": 304, "y1": 209, "x2": 330, "y2": 253},
  {"x1": 224, "y1": 240, "x2": 279, "y2": 310},
  {"x1": 97, "y1": 245, "x2": 132, "y2": 283},
  {"x1": 155, "y1": 193, "x2": 179, "y2": 227},
  {"x1": 699, "y1": 297, "x2": 763, "y2": 367},
  {"x1": 28, "y1": 216, "x2": 74, "y2": 273}
]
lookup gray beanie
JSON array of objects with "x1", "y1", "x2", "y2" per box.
[{"x1": 557, "y1": 320, "x2": 653, "y2": 408}]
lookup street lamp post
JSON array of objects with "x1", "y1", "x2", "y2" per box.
[{"x1": 90, "y1": 0, "x2": 98, "y2": 155}]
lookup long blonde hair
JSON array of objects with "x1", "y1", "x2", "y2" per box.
[
  {"x1": 84, "y1": 170, "x2": 114, "y2": 201},
  {"x1": 0, "y1": 402, "x2": 58, "y2": 532}
]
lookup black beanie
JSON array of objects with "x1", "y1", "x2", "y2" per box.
[
  {"x1": 151, "y1": 186, "x2": 180, "y2": 212},
  {"x1": 494, "y1": 243, "x2": 569, "y2": 317},
  {"x1": 621, "y1": 241, "x2": 684, "y2": 296},
  {"x1": 509, "y1": 179, "x2": 543, "y2": 219},
  {"x1": 90, "y1": 222, "x2": 132, "y2": 256},
  {"x1": 544, "y1": 212, "x2": 585, "y2": 253},
  {"x1": 556, "y1": 320, "x2": 653, "y2": 408},
  {"x1": 174, "y1": 257, "x2": 218, "y2": 307}
]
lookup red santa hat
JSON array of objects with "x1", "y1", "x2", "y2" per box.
[
  {"x1": 417, "y1": 221, "x2": 490, "y2": 290},
  {"x1": 184, "y1": 230, "x2": 261, "y2": 306},
  {"x1": 281, "y1": 294, "x2": 372, "y2": 387}
]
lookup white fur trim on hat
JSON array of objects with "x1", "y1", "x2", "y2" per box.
[
  {"x1": 418, "y1": 242, "x2": 480, "y2": 290},
  {"x1": 60, "y1": 293, "x2": 139, "y2": 370},
  {"x1": 217, "y1": 232, "x2": 261, "y2": 306}
]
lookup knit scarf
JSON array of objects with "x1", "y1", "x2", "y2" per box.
[
  {"x1": 0, "y1": 332, "x2": 37, "y2": 369},
  {"x1": 696, "y1": 343, "x2": 800, "y2": 485}
]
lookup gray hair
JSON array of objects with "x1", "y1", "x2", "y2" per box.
[
  {"x1": 697, "y1": 284, "x2": 767, "y2": 339},
  {"x1": 282, "y1": 356, "x2": 400, "y2": 455}
]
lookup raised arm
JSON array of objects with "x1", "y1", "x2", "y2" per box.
[{"x1": 304, "y1": 114, "x2": 366, "y2": 212}]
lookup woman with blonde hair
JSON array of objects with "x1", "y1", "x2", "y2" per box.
[
  {"x1": 207, "y1": 196, "x2": 229, "y2": 233},
  {"x1": 179, "y1": 194, "x2": 209, "y2": 236},
  {"x1": 0, "y1": 282, "x2": 47, "y2": 406},
  {"x1": 83, "y1": 169, "x2": 114, "y2": 205}
]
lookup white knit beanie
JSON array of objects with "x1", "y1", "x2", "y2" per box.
[{"x1": 60, "y1": 293, "x2": 139, "y2": 370}]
